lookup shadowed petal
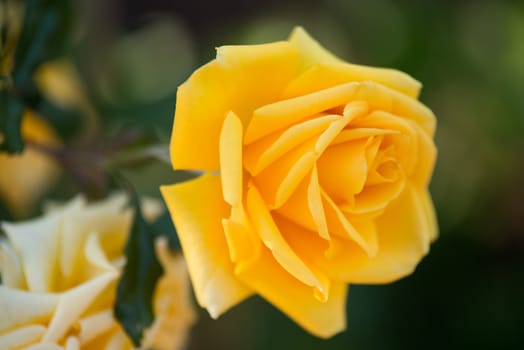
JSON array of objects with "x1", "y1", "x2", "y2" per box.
[
  {"x1": 319, "y1": 185, "x2": 432, "y2": 283},
  {"x1": 43, "y1": 272, "x2": 118, "y2": 343},
  {"x1": 161, "y1": 174, "x2": 252, "y2": 318},
  {"x1": 0, "y1": 325, "x2": 46, "y2": 349},
  {"x1": 237, "y1": 247, "x2": 347, "y2": 338}
]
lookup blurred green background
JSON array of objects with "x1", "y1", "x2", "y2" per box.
[{"x1": 6, "y1": 0, "x2": 524, "y2": 348}]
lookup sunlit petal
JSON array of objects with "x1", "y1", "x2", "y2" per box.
[
  {"x1": 2, "y1": 214, "x2": 60, "y2": 292},
  {"x1": 220, "y1": 111, "x2": 244, "y2": 206},
  {"x1": 237, "y1": 247, "x2": 347, "y2": 338},
  {"x1": 171, "y1": 42, "x2": 298, "y2": 170}
]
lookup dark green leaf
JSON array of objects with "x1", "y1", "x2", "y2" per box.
[
  {"x1": 151, "y1": 210, "x2": 180, "y2": 251},
  {"x1": 0, "y1": 199, "x2": 11, "y2": 222},
  {"x1": 0, "y1": 90, "x2": 24, "y2": 152},
  {"x1": 12, "y1": 0, "x2": 72, "y2": 90},
  {"x1": 0, "y1": 0, "x2": 8, "y2": 54},
  {"x1": 114, "y1": 182, "x2": 164, "y2": 346},
  {"x1": 35, "y1": 96, "x2": 82, "y2": 140},
  {"x1": 1, "y1": 0, "x2": 73, "y2": 154}
]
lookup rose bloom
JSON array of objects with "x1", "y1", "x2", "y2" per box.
[
  {"x1": 161, "y1": 27, "x2": 437, "y2": 337},
  {"x1": 0, "y1": 194, "x2": 196, "y2": 350}
]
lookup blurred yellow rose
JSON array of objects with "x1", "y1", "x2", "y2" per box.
[
  {"x1": 0, "y1": 110, "x2": 60, "y2": 217},
  {"x1": 35, "y1": 59, "x2": 98, "y2": 135},
  {"x1": 161, "y1": 27, "x2": 437, "y2": 337},
  {"x1": 1, "y1": 55, "x2": 98, "y2": 218},
  {"x1": 0, "y1": 194, "x2": 196, "y2": 350}
]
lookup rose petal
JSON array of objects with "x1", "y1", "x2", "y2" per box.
[
  {"x1": 76, "y1": 194, "x2": 131, "y2": 263},
  {"x1": 245, "y1": 82, "x2": 363, "y2": 144},
  {"x1": 254, "y1": 102, "x2": 368, "y2": 208},
  {"x1": 244, "y1": 114, "x2": 339, "y2": 175},
  {"x1": 318, "y1": 138, "x2": 369, "y2": 203},
  {"x1": 160, "y1": 174, "x2": 252, "y2": 318},
  {"x1": 246, "y1": 185, "x2": 326, "y2": 294},
  {"x1": 277, "y1": 166, "x2": 330, "y2": 240},
  {"x1": 84, "y1": 233, "x2": 117, "y2": 275},
  {"x1": 288, "y1": 27, "x2": 421, "y2": 98},
  {"x1": 55, "y1": 195, "x2": 87, "y2": 280},
  {"x1": 171, "y1": 42, "x2": 298, "y2": 171},
  {"x1": 142, "y1": 238, "x2": 196, "y2": 350},
  {"x1": 222, "y1": 204, "x2": 261, "y2": 268},
  {"x1": 288, "y1": 27, "x2": 341, "y2": 68},
  {"x1": 357, "y1": 82, "x2": 436, "y2": 136},
  {"x1": 365, "y1": 154, "x2": 401, "y2": 186},
  {"x1": 220, "y1": 111, "x2": 244, "y2": 206},
  {"x1": 43, "y1": 272, "x2": 118, "y2": 343},
  {"x1": 331, "y1": 127, "x2": 400, "y2": 145},
  {"x1": 24, "y1": 343, "x2": 63, "y2": 350},
  {"x1": 65, "y1": 336, "x2": 80, "y2": 350},
  {"x1": 352, "y1": 110, "x2": 418, "y2": 175},
  {"x1": 0, "y1": 325, "x2": 46, "y2": 349},
  {"x1": 320, "y1": 184, "x2": 432, "y2": 283},
  {"x1": 287, "y1": 81, "x2": 436, "y2": 137},
  {"x1": 418, "y1": 187, "x2": 439, "y2": 243},
  {"x1": 321, "y1": 191, "x2": 378, "y2": 258},
  {"x1": 3, "y1": 213, "x2": 61, "y2": 292},
  {"x1": 102, "y1": 331, "x2": 130, "y2": 350},
  {"x1": 347, "y1": 175, "x2": 406, "y2": 215},
  {"x1": 0, "y1": 240, "x2": 25, "y2": 289},
  {"x1": 236, "y1": 247, "x2": 347, "y2": 338},
  {"x1": 307, "y1": 167, "x2": 330, "y2": 240},
  {"x1": 57, "y1": 194, "x2": 131, "y2": 282},
  {"x1": 253, "y1": 149, "x2": 316, "y2": 210},
  {"x1": 0, "y1": 286, "x2": 58, "y2": 333},
  {"x1": 77, "y1": 310, "x2": 116, "y2": 345},
  {"x1": 288, "y1": 63, "x2": 423, "y2": 100},
  {"x1": 410, "y1": 122, "x2": 437, "y2": 188}
]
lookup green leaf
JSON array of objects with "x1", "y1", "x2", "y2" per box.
[
  {"x1": 0, "y1": 0, "x2": 8, "y2": 55},
  {"x1": 12, "y1": 0, "x2": 72, "y2": 89},
  {"x1": 0, "y1": 0, "x2": 19, "y2": 75},
  {"x1": 1, "y1": 0, "x2": 73, "y2": 154},
  {"x1": 151, "y1": 210, "x2": 180, "y2": 251},
  {"x1": 35, "y1": 96, "x2": 82, "y2": 140},
  {"x1": 114, "y1": 184, "x2": 163, "y2": 346},
  {"x1": 0, "y1": 199, "x2": 11, "y2": 221},
  {"x1": 0, "y1": 90, "x2": 24, "y2": 152}
]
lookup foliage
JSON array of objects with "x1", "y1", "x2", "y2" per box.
[
  {"x1": 114, "y1": 191, "x2": 161, "y2": 346},
  {"x1": 0, "y1": 0, "x2": 72, "y2": 153}
]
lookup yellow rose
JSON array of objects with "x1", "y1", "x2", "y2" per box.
[
  {"x1": 0, "y1": 194, "x2": 196, "y2": 350},
  {"x1": 0, "y1": 110, "x2": 60, "y2": 217},
  {"x1": 161, "y1": 27, "x2": 437, "y2": 337}
]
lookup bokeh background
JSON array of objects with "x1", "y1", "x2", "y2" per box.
[{"x1": 4, "y1": 0, "x2": 524, "y2": 348}]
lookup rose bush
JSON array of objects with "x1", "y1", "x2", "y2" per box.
[
  {"x1": 161, "y1": 27, "x2": 437, "y2": 337},
  {"x1": 0, "y1": 194, "x2": 195, "y2": 350}
]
